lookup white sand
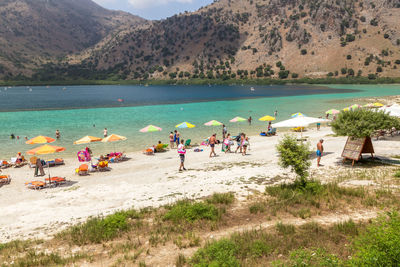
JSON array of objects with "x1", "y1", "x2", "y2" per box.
[{"x1": 1, "y1": 127, "x2": 400, "y2": 243}]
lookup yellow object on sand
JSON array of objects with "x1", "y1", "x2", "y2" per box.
[{"x1": 291, "y1": 127, "x2": 305, "y2": 132}]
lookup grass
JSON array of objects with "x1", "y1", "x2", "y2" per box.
[
  {"x1": 206, "y1": 192, "x2": 235, "y2": 205},
  {"x1": 57, "y1": 209, "x2": 141, "y2": 245},
  {"x1": 249, "y1": 201, "x2": 267, "y2": 214},
  {"x1": 163, "y1": 200, "x2": 221, "y2": 223},
  {"x1": 394, "y1": 169, "x2": 400, "y2": 178}
]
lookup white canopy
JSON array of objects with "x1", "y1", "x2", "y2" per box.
[
  {"x1": 272, "y1": 116, "x2": 330, "y2": 128},
  {"x1": 379, "y1": 103, "x2": 400, "y2": 117}
]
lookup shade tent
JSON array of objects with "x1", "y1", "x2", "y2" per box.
[{"x1": 272, "y1": 116, "x2": 330, "y2": 128}]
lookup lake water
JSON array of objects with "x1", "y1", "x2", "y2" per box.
[{"x1": 0, "y1": 84, "x2": 399, "y2": 158}]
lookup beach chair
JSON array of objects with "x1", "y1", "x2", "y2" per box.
[
  {"x1": 25, "y1": 181, "x2": 46, "y2": 190},
  {"x1": 98, "y1": 161, "x2": 110, "y2": 172},
  {"x1": 0, "y1": 175, "x2": 11, "y2": 185},
  {"x1": 268, "y1": 128, "x2": 277, "y2": 136},
  {"x1": 1, "y1": 160, "x2": 11, "y2": 169},
  {"x1": 76, "y1": 164, "x2": 89, "y2": 176},
  {"x1": 29, "y1": 157, "x2": 38, "y2": 168},
  {"x1": 45, "y1": 177, "x2": 66, "y2": 186},
  {"x1": 184, "y1": 139, "x2": 192, "y2": 148}
]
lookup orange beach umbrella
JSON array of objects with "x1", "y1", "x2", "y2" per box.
[
  {"x1": 101, "y1": 134, "x2": 127, "y2": 143},
  {"x1": 27, "y1": 145, "x2": 65, "y2": 155},
  {"x1": 26, "y1": 136, "x2": 55, "y2": 145}
]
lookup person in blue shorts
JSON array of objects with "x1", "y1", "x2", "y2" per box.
[{"x1": 317, "y1": 139, "x2": 324, "y2": 167}]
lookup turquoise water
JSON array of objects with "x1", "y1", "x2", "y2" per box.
[{"x1": 0, "y1": 84, "x2": 399, "y2": 159}]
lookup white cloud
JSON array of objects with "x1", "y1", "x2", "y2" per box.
[{"x1": 128, "y1": 0, "x2": 194, "y2": 9}]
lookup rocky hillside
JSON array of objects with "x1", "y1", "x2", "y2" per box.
[
  {"x1": 0, "y1": 0, "x2": 145, "y2": 78},
  {"x1": 3, "y1": 0, "x2": 400, "y2": 81}
]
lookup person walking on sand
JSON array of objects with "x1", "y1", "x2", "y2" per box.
[
  {"x1": 209, "y1": 134, "x2": 217, "y2": 158},
  {"x1": 169, "y1": 132, "x2": 175, "y2": 149},
  {"x1": 248, "y1": 116, "x2": 252, "y2": 125},
  {"x1": 178, "y1": 139, "x2": 186, "y2": 171},
  {"x1": 55, "y1": 129, "x2": 60, "y2": 139},
  {"x1": 222, "y1": 124, "x2": 227, "y2": 139},
  {"x1": 103, "y1": 128, "x2": 108, "y2": 138},
  {"x1": 235, "y1": 133, "x2": 244, "y2": 154},
  {"x1": 317, "y1": 139, "x2": 324, "y2": 167},
  {"x1": 175, "y1": 130, "x2": 180, "y2": 147}
]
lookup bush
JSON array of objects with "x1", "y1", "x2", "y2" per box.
[
  {"x1": 291, "y1": 73, "x2": 299, "y2": 78},
  {"x1": 341, "y1": 68, "x2": 347, "y2": 75},
  {"x1": 350, "y1": 212, "x2": 400, "y2": 266},
  {"x1": 60, "y1": 210, "x2": 140, "y2": 245},
  {"x1": 377, "y1": 66, "x2": 383, "y2": 72},
  {"x1": 278, "y1": 70, "x2": 289, "y2": 79},
  {"x1": 384, "y1": 33, "x2": 389, "y2": 39},
  {"x1": 331, "y1": 109, "x2": 400, "y2": 138},
  {"x1": 163, "y1": 200, "x2": 220, "y2": 223},
  {"x1": 300, "y1": 49, "x2": 307, "y2": 55},
  {"x1": 191, "y1": 239, "x2": 240, "y2": 267},
  {"x1": 206, "y1": 192, "x2": 235, "y2": 205},
  {"x1": 276, "y1": 135, "x2": 311, "y2": 179}
]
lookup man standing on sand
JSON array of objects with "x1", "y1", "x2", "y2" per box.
[
  {"x1": 175, "y1": 130, "x2": 180, "y2": 147},
  {"x1": 178, "y1": 139, "x2": 186, "y2": 171},
  {"x1": 209, "y1": 134, "x2": 217, "y2": 158},
  {"x1": 222, "y1": 124, "x2": 227, "y2": 139},
  {"x1": 317, "y1": 139, "x2": 324, "y2": 167}
]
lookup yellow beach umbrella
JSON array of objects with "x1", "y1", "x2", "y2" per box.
[
  {"x1": 26, "y1": 136, "x2": 55, "y2": 145},
  {"x1": 259, "y1": 115, "x2": 276, "y2": 121},
  {"x1": 74, "y1": 136, "x2": 102, "y2": 145},
  {"x1": 26, "y1": 144, "x2": 65, "y2": 183}
]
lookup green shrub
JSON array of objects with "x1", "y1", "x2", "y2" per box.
[
  {"x1": 163, "y1": 200, "x2": 220, "y2": 223},
  {"x1": 276, "y1": 135, "x2": 311, "y2": 179},
  {"x1": 60, "y1": 210, "x2": 140, "y2": 245},
  {"x1": 350, "y1": 212, "x2": 400, "y2": 266},
  {"x1": 276, "y1": 222, "x2": 296, "y2": 235},
  {"x1": 286, "y1": 248, "x2": 343, "y2": 267},
  {"x1": 331, "y1": 109, "x2": 400, "y2": 137},
  {"x1": 206, "y1": 192, "x2": 235, "y2": 205},
  {"x1": 249, "y1": 202, "x2": 267, "y2": 214},
  {"x1": 300, "y1": 49, "x2": 307, "y2": 55},
  {"x1": 394, "y1": 170, "x2": 400, "y2": 178},
  {"x1": 191, "y1": 239, "x2": 240, "y2": 267}
]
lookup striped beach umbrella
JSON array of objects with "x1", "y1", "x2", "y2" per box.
[
  {"x1": 139, "y1": 125, "x2": 162, "y2": 133},
  {"x1": 229, "y1": 117, "x2": 247, "y2": 123},
  {"x1": 26, "y1": 136, "x2": 55, "y2": 145},
  {"x1": 176, "y1": 122, "x2": 196, "y2": 129},
  {"x1": 204, "y1": 120, "x2": 223, "y2": 126},
  {"x1": 325, "y1": 109, "x2": 340, "y2": 115},
  {"x1": 291, "y1": 112, "x2": 306, "y2": 118}
]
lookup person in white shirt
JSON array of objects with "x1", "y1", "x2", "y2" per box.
[{"x1": 177, "y1": 139, "x2": 186, "y2": 171}]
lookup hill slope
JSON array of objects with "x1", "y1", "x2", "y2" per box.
[
  {"x1": 0, "y1": 0, "x2": 146, "y2": 78},
  {"x1": 66, "y1": 0, "x2": 399, "y2": 81},
  {"x1": 2, "y1": 0, "x2": 400, "y2": 81}
]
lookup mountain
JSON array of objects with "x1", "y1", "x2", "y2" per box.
[
  {"x1": 2, "y1": 0, "x2": 400, "y2": 81},
  {"x1": 0, "y1": 0, "x2": 146, "y2": 78}
]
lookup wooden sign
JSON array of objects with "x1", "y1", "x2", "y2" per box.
[{"x1": 342, "y1": 137, "x2": 374, "y2": 166}]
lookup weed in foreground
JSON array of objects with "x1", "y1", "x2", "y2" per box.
[
  {"x1": 57, "y1": 209, "x2": 141, "y2": 245},
  {"x1": 163, "y1": 200, "x2": 221, "y2": 223},
  {"x1": 206, "y1": 192, "x2": 235, "y2": 205}
]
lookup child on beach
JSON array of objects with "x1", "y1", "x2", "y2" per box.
[
  {"x1": 169, "y1": 132, "x2": 175, "y2": 149},
  {"x1": 178, "y1": 139, "x2": 186, "y2": 171}
]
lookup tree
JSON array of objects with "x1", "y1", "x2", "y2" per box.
[
  {"x1": 276, "y1": 135, "x2": 311, "y2": 180},
  {"x1": 331, "y1": 110, "x2": 400, "y2": 138}
]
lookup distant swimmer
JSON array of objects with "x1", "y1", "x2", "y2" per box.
[
  {"x1": 55, "y1": 129, "x2": 61, "y2": 139},
  {"x1": 104, "y1": 128, "x2": 108, "y2": 137}
]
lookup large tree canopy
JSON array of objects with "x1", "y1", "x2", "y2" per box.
[{"x1": 331, "y1": 109, "x2": 400, "y2": 137}]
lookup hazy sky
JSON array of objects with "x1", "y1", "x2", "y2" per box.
[{"x1": 93, "y1": 0, "x2": 214, "y2": 20}]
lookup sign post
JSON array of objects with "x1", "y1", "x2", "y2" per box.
[{"x1": 341, "y1": 137, "x2": 374, "y2": 166}]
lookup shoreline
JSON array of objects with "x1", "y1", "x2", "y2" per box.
[
  {"x1": 2, "y1": 127, "x2": 400, "y2": 243},
  {"x1": 1, "y1": 77, "x2": 400, "y2": 87}
]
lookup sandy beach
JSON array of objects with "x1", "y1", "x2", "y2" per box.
[{"x1": 1, "y1": 126, "x2": 400, "y2": 243}]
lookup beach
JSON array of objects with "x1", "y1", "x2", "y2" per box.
[{"x1": 2, "y1": 126, "x2": 400, "y2": 243}]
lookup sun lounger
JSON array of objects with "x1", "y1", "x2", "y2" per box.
[
  {"x1": 76, "y1": 164, "x2": 89, "y2": 176},
  {"x1": 143, "y1": 148, "x2": 154, "y2": 155},
  {"x1": 25, "y1": 181, "x2": 46, "y2": 190},
  {"x1": 0, "y1": 160, "x2": 11, "y2": 169},
  {"x1": 98, "y1": 161, "x2": 110, "y2": 171},
  {"x1": 0, "y1": 175, "x2": 11, "y2": 185},
  {"x1": 45, "y1": 177, "x2": 66, "y2": 186}
]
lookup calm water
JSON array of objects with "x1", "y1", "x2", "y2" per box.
[{"x1": 0, "y1": 84, "x2": 399, "y2": 158}]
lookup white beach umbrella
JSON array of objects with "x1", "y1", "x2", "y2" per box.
[
  {"x1": 272, "y1": 116, "x2": 329, "y2": 128},
  {"x1": 379, "y1": 104, "x2": 400, "y2": 117}
]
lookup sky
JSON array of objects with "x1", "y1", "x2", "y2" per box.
[{"x1": 92, "y1": 0, "x2": 214, "y2": 20}]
